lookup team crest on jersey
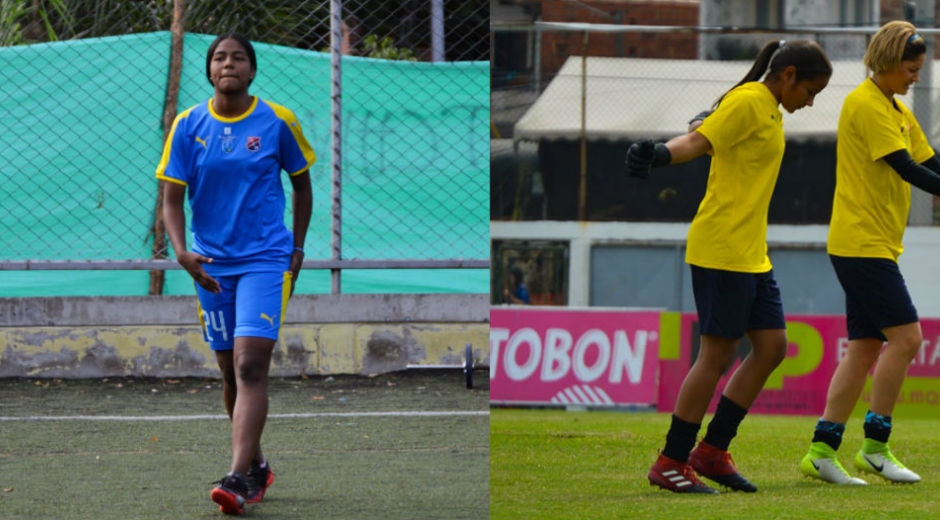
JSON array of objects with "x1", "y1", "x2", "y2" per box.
[
  {"x1": 220, "y1": 135, "x2": 237, "y2": 154},
  {"x1": 246, "y1": 136, "x2": 261, "y2": 152}
]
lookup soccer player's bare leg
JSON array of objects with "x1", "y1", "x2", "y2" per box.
[
  {"x1": 723, "y1": 329, "x2": 787, "y2": 409},
  {"x1": 673, "y1": 335, "x2": 738, "y2": 423},
  {"x1": 820, "y1": 339, "x2": 881, "y2": 424},
  {"x1": 811, "y1": 326, "x2": 922, "y2": 484},
  {"x1": 229, "y1": 337, "x2": 275, "y2": 476},
  {"x1": 216, "y1": 349, "x2": 267, "y2": 466},
  {"x1": 684, "y1": 335, "x2": 769, "y2": 492},
  {"x1": 871, "y1": 322, "x2": 921, "y2": 416}
]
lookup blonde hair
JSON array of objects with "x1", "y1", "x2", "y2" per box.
[{"x1": 863, "y1": 20, "x2": 926, "y2": 74}]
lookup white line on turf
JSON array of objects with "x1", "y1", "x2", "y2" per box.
[{"x1": 0, "y1": 411, "x2": 489, "y2": 422}]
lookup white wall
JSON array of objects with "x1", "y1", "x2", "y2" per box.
[{"x1": 492, "y1": 221, "x2": 940, "y2": 317}]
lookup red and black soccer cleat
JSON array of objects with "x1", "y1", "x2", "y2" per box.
[
  {"x1": 210, "y1": 471, "x2": 248, "y2": 515},
  {"x1": 246, "y1": 460, "x2": 275, "y2": 504},
  {"x1": 688, "y1": 441, "x2": 757, "y2": 493},
  {"x1": 648, "y1": 453, "x2": 719, "y2": 494}
]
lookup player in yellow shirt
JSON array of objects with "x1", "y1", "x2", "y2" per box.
[
  {"x1": 626, "y1": 40, "x2": 832, "y2": 494},
  {"x1": 800, "y1": 20, "x2": 937, "y2": 486}
]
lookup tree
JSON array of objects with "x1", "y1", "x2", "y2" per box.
[
  {"x1": 0, "y1": 0, "x2": 488, "y2": 62},
  {"x1": 360, "y1": 34, "x2": 416, "y2": 60},
  {"x1": 0, "y1": 0, "x2": 326, "y2": 48}
]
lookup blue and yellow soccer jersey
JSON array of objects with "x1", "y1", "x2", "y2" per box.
[
  {"x1": 828, "y1": 78, "x2": 934, "y2": 261},
  {"x1": 155, "y1": 97, "x2": 315, "y2": 267},
  {"x1": 686, "y1": 81, "x2": 785, "y2": 273}
]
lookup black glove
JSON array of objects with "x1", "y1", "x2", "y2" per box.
[{"x1": 626, "y1": 139, "x2": 656, "y2": 179}]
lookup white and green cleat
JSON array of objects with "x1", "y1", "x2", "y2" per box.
[
  {"x1": 854, "y1": 444, "x2": 921, "y2": 484},
  {"x1": 800, "y1": 442, "x2": 867, "y2": 485}
]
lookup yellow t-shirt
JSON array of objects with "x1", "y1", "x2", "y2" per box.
[
  {"x1": 827, "y1": 78, "x2": 934, "y2": 261},
  {"x1": 686, "y1": 82, "x2": 785, "y2": 273}
]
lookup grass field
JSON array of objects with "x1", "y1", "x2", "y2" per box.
[
  {"x1": 0, "y1": 371, "x2": 489, "y2": 519},
  {"x1": 490, "y1": 408, "x2": 940, "y2": 520}
]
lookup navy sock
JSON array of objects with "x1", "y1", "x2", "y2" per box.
[
  {"x1": 662, "y1": 414, "x2": 701, "y2": 463},
  {"x1": 812, "y1": 419, "x2": 845, "y2": 451},
  {"x1": 702, "y1": 395, "x2": 748, "y2": 451},
  {"x1": 863, "y1": 410, "x2": 892, "y2": 443}
]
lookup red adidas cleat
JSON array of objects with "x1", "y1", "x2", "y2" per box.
[
  {"x1": 688, "y1": 441, "x2": 757, "y2": 492},
  {"x1": 648, "y1": 453, "x2": 718, "y2": 494}
]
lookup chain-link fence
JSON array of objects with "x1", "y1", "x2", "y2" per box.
[
  {"x1": 492, "y1": 22, "x2": 940, "y2": 225},
  {"x1": 0, "y1": 0, "x2": 489, "y2": 296}
]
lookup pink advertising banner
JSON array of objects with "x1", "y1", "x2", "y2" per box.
[
  {"x1": 489, "y1": 307, "x2": 660, "y2": 407},
  {"x1": 491, "y1": 308, "x2": 940, "y2": 416},
  {"x1": 658, "y1": 314, "x2": 940, "y2": 417}
]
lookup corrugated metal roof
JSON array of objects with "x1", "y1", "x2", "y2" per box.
[{"x1": 514, "y1": 56, "x2": 936, "y2": 143}]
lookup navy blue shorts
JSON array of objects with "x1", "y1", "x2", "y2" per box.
[
  {"x1": 829, "y1": 255, "x2": 918, "y2": 341},
  {"x1": 690, "y1": 265, "x2": 786, "y2": 339}
]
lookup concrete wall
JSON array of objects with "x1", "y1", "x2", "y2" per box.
[{"x1": 0, "y1": 294, "x2": 489, "y2": 378}]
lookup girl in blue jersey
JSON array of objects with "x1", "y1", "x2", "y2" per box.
[{"x1": 156, "y1": 33, "x2": 315, "y2": 516}]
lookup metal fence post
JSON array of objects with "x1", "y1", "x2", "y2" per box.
[
  {"x1": 910, "y1": 0, "x2": 936, "y2": 225},
  {"x1": 431, "y1": 0, "x2": 445, "y2": 62},
  {"x1": 330, "y1": 0, "x2": 344, "y2": 294}
]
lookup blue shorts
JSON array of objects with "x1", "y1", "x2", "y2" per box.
[
  {"x1": 195, "y1": 268, "x2": 293, "y2": 351},
  {"x1": 690, "y1": 265, "x2": 786, "y2": 339},
  {"x1": 829, "y1": 255, "x2": 918, "y2": 341}
]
